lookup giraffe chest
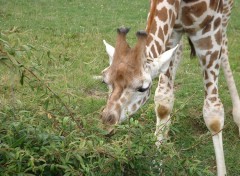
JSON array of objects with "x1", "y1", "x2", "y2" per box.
[{"x1": 174, "y1": 0, "x2": 222, "y2": 35}]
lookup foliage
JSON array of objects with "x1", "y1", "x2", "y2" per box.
[{"x1": 0, "y1": 0, "x2": 240, "y2": 175}]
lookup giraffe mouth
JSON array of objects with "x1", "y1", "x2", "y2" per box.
[{"x1": 100, "y1": 110, "x2": 119, "y2": 136}]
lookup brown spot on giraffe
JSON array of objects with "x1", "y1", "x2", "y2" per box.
[
  {"x1": 170, "y1": 12, "x2": 176, "y2": 27},
  {"x1": 159, "y1": 76, "x2": 165, "y2": 84},
  {"x1": 185, "y1": 28, "x2": 195, "y2": 34},
  {"x1": 168, "y1": 9, "x2": 173, "y2": 20},
  {"x1": 182, "y1": 1, "x2": 208, "y2": 26},
  {"x1": 214, "y1": 17, "x2": 221, "y2": 30},
  {"x1": 216, "y1": 0, "x2": 223, "y2": 13},
  {"x1": 151, "y1": 46, "x2": 157, "y2": 57},
  {"x1": 120, "y1": 97, "x2": 127, "y2": 103},
  {"x1": 164, "y1": 24, "x2": 168, "y2": 35},
  {"x1": 146, "y1": 35, "x2": 154, "y2": 46},
  {"x1": 202, "y1": 23, "x2": 212, "y2": 34},
  {"x1": 158, "y1": 29, "x2": 164, "y2": 42},
  {"x1": 173, "y1": 23, "x2": 182, "y2": 30},
  {"x1": 167, "y1": 82, "x2": 171, "y2": 89},
  {"x1": 196, "y1": 36, "x2": 213, "y2": 50},
  {"x1": 165, "y1": 69, "x2": 171, "y2": 78},
  {"x1": 221, "y1": 48, "x2": 225, "y2": 54},
  {"x1": 115, "y1": 103, "x2": 121, "y2": 112},
  {"x1": 209, "y1": 118, "x2": 221, "y2": 133},
  {"x1": 158, "y1": 7, "x2": 168, "y2": 22},
  {"x1": 174, "y1": 0, "x2": 180, "y2": 12},
  {"x1": 137, "y1": 100, "x2": 142, "y2": 104},
  {"x1": 209, "y1": 97, "x2": 217, "y2": 103},
  {"x1": 143, "y1": 97, "x2": 147, "y2": 104},
  {"x1": 150, "y1": 19, "x2": 157, "y2": 34},
  {"x1": 201, "y1": 57, "x2": 207, "y2": 66},
  {"x1": 199, "y1": 15, "x2": 213, "y2": 28},
  {"x1": 191, "y1": 1, "x2": 207, "y2": 17},
  {"x1": 207, "y1": 51, "x2": 219, "y2": 68},
  {"x1": 212, "y1": 87, "x2": 217, "y2": 94},
  {"x1": 206, "y1": 82, "x2": 213, "y2": 88},
  {"x1": 214, "y1": 103, "x2": 221, "y2": 107},
  {"x1": 181, "y1": 6, "x2": 195, "y2": 26},
  {"x1": 210, "y1": 70, "x2": 217, "y2": 81},
  {"x1": 157, "y1": 105, "x2": 170, "y2": 119},
  {"x1": 204, "y1": 70, "x2": 209, "y2": 80},
  {"x1": 209, "y1": 1, "x2": 219, "y2": 10},
  {"x1": 155, "y1": 41, "x2": 162, "y2": 54},
  {"x1": 132, "y1": 104, "x2": 137, "y2": 112},
  {"x1": 215, "y1": 30, "x2": 222, "y2": 45}
]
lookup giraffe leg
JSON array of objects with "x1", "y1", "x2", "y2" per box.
[
  {"x1": 221, "y1": 35, "x2": 240, "y2": 136},
  {"x1": 189, "y1": 27, "x2": 226, "y2": 175},
  {"x1": 154, "y1": 31, "x2": 182, "y2": 146},
  {"x1": 221, "y1": 0, "x2": 240, "y2": 135}
]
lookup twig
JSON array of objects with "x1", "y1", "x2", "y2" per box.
[{"x1": 180, "y1": 122, "x2": 229, "y2": 151}]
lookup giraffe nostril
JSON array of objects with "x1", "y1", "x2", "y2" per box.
[
  {"x1": 102, "y1": 113, "x2": 118, "y2": 125},
  {"x1": 106, "y1": 114, "x2": 117, "y2": 124}
]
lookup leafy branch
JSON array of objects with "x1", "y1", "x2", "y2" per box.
[{"x1": 0, "y1": 30, "x2": 82, "y2": 130}]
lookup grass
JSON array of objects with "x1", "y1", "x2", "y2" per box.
[{"x1": 0, "y1": 0, "x2": 240, "y2": 175}]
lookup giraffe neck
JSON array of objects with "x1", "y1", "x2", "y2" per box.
[{"x1": 146, "y1": 0, "x2": 180, "y2": 58}]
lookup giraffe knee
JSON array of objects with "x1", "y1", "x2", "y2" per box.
[
  {"x1": 207, "y1": 117, "x2": 222, "y2": 133},
  {"x1": 156, "y1": 105, "x2": 170, "y2": 119}
]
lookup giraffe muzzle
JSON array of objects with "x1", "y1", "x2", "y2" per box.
[{"x1": 101, "y1": 109, "x2": 119, "y2": 126}]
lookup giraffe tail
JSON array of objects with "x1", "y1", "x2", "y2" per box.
[{"x1": 188, "y1": 37, "x2": 196, "y2": 58}]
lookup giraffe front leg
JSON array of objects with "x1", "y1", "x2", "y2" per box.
[
  {"x1": 189, "y1": 26, "x2": 227, "y2": 175},
  {"x1": 200, "y1": 56, "x2": 227, "y2": 176},
  {"x1": 203, "y1": 97, "x2": 226, "y2": 176},
  {"x1": 201, "y1": 59, "x2": 226, "y2": 175},
  {"x1": 153, "y1": 45, "x2": 179, "y2": 145},
  {"x1": 221, "y1": 35, "x2": 240, "y2": 136},
  {"x1": 154, "y1": 74, "x2": 174, "y2": 146},
  {"x1": 153, "y1": 32, "x2": 182, "y2": 146}
]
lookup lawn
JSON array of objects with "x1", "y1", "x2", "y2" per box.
[{"x1": 0, "y1": 0, "x2": 240, "y2": 175}]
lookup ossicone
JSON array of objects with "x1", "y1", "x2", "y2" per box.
[
  {"x1": 136, "y1": 30, "x2": 148, "y2": 38},
  {"x1": 117, "y1": 27, "x2": 130, "y2": 35},
  {"x1": 114, "y1": 27, "x2": 131, "y2": 57},
  {"x1": 134, "y1": 30, "x2": 148, "y2": 53}
]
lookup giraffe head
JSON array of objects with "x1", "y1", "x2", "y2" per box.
[{"x1": 101, "y1": 27, "x2": 178, "y2": 131}]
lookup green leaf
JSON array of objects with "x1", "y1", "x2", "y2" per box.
[{"x1": 12, "y1": 135, "x2": 26, "y2": 148}]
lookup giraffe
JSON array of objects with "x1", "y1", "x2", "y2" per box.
[{"x1": 101, "y1": 0, "x2": 239, "y2": 175}]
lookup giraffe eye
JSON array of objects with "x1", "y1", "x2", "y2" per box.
[{"x1": 137, "y1": 86, "x2": 149, "y2": 92}]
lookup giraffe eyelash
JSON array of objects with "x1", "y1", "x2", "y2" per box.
[{"x1": 136, "y1": 86, "x2": 150, "y2": 92}]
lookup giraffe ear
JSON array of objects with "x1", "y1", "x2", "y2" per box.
[
  {"x1": 156, "y1": 44, "x2": 179, "y2": 73},
  {"x1": 103, "y1": 40, "x2": 115, "y2": 65}
]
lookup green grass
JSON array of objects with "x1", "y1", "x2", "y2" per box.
[{"x1": 0, "y1": 0, "x2": 240, "y2": 175}]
